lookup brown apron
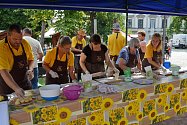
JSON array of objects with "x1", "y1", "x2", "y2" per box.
[
  {"x1": 117, "y1": 47, "x2": 138, "y2": 75},
  {"x1": 46, "y1": 47, "x2": 69, "y2": 85},
  {"x1": 0, "y1": 38, "x2": 31, "y2": 95},
  {"x1": 85, "y1": 45, "x2": 105, "y2": 79},
  {"x1": 72, "y1": 39, "x2": 83, "y2": 81},
  {"x1": 142, "y1": 51, "x2": 162, "y2": 72},
  {"x1": 138, "y1": 48, "x2": 145, "y2": 61}
]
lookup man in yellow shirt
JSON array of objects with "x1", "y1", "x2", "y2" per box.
[
  {"x1": 108, "y1": 23, "x2": 126, "y2": 62},
  {"x1": 71, "y1": 29, "x2": 86, "y2": 81},
  {"x1": 0, "y1": 24, "x2": 34, "y2": 97},
  {"x1": 43, "y1": 36, "x2": 76, "y2": 84}
]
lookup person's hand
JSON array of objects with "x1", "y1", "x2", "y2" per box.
[
  {"x1": 27, "y1": 70, "x2": 34, "y2": 80},
  {"x1": 49, "y1": 70, "x2": 59, "y2": 78},
  {"x1": 85, "y1": 70, "x2": 90, "y2": 74},
  {"x1": 0, "y1": 31, "x2": 7, "y2": 40},
  {"x1": 113, "y1": 68, "x2": 120, "y2": 74},
  {"x1": 15, "y1": 88, "x2": 25, "y2": 98},
  {"x1": 72, "y1": 79, "x2": 78, "y2": 83}
]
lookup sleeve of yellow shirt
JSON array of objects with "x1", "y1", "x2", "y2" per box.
[
  {"x1": 144, "y1": 44, "x2": 153, "y2": 58},
  {"x1": 107, "y1": 36, "x2": 111, "y2": 51},
  {"x1": 82, "y1": 39, "x2": 86, "y2": 48},
  {"x1": 44, "y1": 49, "x2": 54, "y2": 66},
  {"x1": 68, "y1": 52, "x2": 74, "y2": 67},
  {"x1": 0, "y1": 41, "x2": 11, "y2": 70},
  {"x1": 71, "y1": 36, "x2": 77, "y2": 48}
]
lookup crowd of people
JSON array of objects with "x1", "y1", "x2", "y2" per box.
[{"x1": 0, "y1": 23, "x2": 166, "y2": 97}]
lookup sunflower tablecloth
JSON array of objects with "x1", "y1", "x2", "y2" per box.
[{"x1": 9, "y1": 73, "x2": 187, "y2": 125}]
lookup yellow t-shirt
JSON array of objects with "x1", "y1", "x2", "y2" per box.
[
  {"x1": 144, "y1": 41, "x2": 162, "y2": 58},
  {"x1": 108, "y1": 31, "x2": 126, "y2": 56},
  {"x1": 0, "y1": 38, "x2": 34, "y2": 71},
  {"x1": 44, "y1": 47, "x2": 74, "y2": 68},
  {"x1": 71, "y1": 36, "x2": 86, "y2": 48}
]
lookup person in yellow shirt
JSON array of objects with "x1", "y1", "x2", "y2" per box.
[
  {"x1": 142, "y1": 33, "x2": 162, "y2": 72},
  {"x1": 71, "y1": 29, "x2": 86, "y2": 81},
  {"x1": 43, "y1": 36, "x2": 76, "y2": 84},
  {"x1": 0, "y1": 24, "x2": 34, "y2": 97},
  {"x1": 108, "y1": 23, "x2": 126, "y2": 62}
]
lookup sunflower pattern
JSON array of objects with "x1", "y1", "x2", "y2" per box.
[
  {"x1": 181, "y1": 89, "x2": 187, "y2": 100},
  {"x1": 154, "y1": 83, "x2": 167, "y2": 95},
  {"x1": 109, "y1": 107, "x2": 125, "y2": 125},
  {"x1": 174, "y1": 103, "x2": 181, "y2": 113},
  {"x1": 126, "y1": 100, "x2": 140, "y2": 115},
  {"x1": 45, "y1": 121, "x2": 60, "y2": 125},
  {"x1": 170, "y1": 93, "x2": 180, "y2": 108},
  {"x1": 101, "y1": 98, "x2": 114, "y2": 110},
  {"x1": 137, "y1": 89, "x2": 147, "y2": 102},
  {"x1": 122, "y1": 88, "x2": 138, "y2": 102},
  {"x1": 166, "y1": 84, "x2": 174, "y2": 95},
  {"x1": 117, "y1": 117, "x2": 128, "y2": 125},
  {"x1": 180, "y1": 79, "x2": 187, "y2": 89},
  {"x1": 91, "y1": 110, "x2": 104, "y2": 124},
  {"x1": 177, "y1": 106, "x2": 187, "y2": 115},
  {"x1": 157, "y1": 94, "x2": 167, "y2": 107},
  {"x1": 164, "y1": 104, "x2": 170, "y2": 112},
  {"x1": 9, "y1": 118, "x2": 19, "y2": 125},
  {"x1": 143, "y1": 99, "x2": 155, "y2": 116},
  {"x1": 82, "y1": 96, "x2": 102, "y2": 112},
  {"x1": 152, "y1": 114, "x2": 165, "y2": 124},
  {"x1": 148, "y1": 109, "x2": 157, "y2": 120},
  {"x1": 32, "y1": 105, "x2": 57, "y2": 124},
  {"x1": 55, "y1": 107, "x2": 72, "y2": 123},
  {"x1": 101, "y1": 121, "x2": 110, "y2": 125},
  {"x1": 136, "y1": 112, "x2": 143, "y2": 121},
  {"x1": 66, "y1": 117, "x2": 86, "y2": 125}
]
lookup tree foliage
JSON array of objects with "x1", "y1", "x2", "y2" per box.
[
  {"x1": 0, "y1": 9, "x2": 30, "y2": 30},
  {"x1": 167, "y1": 16, "x2": 187, "y2": 37}
]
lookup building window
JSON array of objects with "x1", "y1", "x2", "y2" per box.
[
  {"x1": 162, "y1": 19, "x2": 167, "y2": 28},
  {"x1": 138, "y1": 19, "x2": 143, "y2": 28},
  {"x1": 128, "y1": 19, "x2": 132, "y2": 28},
  {"x1": 150, "y1": 19, "x2": 156, "y2": 28}
]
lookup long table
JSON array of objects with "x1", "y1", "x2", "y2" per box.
[{"x1": 9, "y1": 73, "x2": 187, "y2": 125}]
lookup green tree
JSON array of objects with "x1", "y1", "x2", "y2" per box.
[
  {"x1": 24, "y1": 9, "x2": 55, "y2": 47},
  {"x1": 167, "y1": 16, "x2": 186, "y2": 37},
  {"x1": 0, "y1": 9, "x2": 30, "y2": 30}
]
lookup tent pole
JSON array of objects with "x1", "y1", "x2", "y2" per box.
[
  {"x1": 162, "y1": 15, "x2": 166, "y2": 63},
  {"x1": 125, "y1": 0, "x2": 128, "y2": 44}
]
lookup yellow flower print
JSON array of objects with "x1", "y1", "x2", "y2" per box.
[
  {"x1": 41, "y1": 107, "x2": 47, "y2": 113},
  {"x1": 102, "y1": 121, "x2": 110, "y2": 125},
  {"x1": 148, "y1": 109, "x2": 157, "y2": 120},
  {"x1": 9, "y1": 118, "x2": 19, "y2": 125},
  {"x1": 126, "y1": 103, "x2": 134, "y2": 114},
  {"x1": 164, "y1": 104, "x2": 170, "y2": 112},
  {"x1": 174, "y1": 103, "x2": 181, "y2": 113},
  {"x1": 55, "y1": 107, "x2": 72, "y2": 123},
  {"x1": 136, "y1": 112, "x2": 143, "y2": 121},
  {"x1": 137, "y1": 89, "x2": 147, "y2": 102},
  {"x1": 166, "y1": 84, "x2": 174, "y2": 95},
  {"x1": 182, "y1": 90, "x2": 187, "y2": 100},
  {"x1": 41, "y1": 113, "x2": 47, "y2": 120},
  {"x1": 88, "y1": 114, "x2": 98, "y2": 124},
  {"x1": 23, "y1": 105, "x2": 39, "y2": 113},
  {"x1": 101, "y1": 98, "x2": 114, "y2": 110},
  {"x1": 117, "y1": 117, "x2": 128, "y2": 125}
]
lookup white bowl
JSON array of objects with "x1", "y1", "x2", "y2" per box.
[{"x1": 39, "y1": 84, "x2": 60, "y2": 101}]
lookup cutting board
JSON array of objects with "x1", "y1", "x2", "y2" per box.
[{"x1": 94, "y1": 77, "x2": 123, "y2": 84}]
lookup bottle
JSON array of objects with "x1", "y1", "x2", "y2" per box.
[{"x1": 123, "y1": 67, "x2": 132, "y2": 82}]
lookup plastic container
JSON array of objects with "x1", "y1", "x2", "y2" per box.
[
  {"x1": 63, "y1": 85, "x2": 82, "y2": 100},
  {"x1": 169, "y1": 65, "x2": 181, "y2": 76},
  {"x1": 163, "y1": 61, "x2": 171, "y2": 69},
  {"x1": 39, "y1": 84, "x2": 60, "y2": 101}
]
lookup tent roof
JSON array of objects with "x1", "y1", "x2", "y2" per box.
[{"x1": 0, "y1": 0, "x2": 187, "y2": 15}]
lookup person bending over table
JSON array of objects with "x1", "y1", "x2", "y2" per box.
[
  {"x1": 43, "y1": 36, "x2": 77, "y2": 85},
  {"x1": 80, "y1": 34, "x2": 119, "y2": 79}
]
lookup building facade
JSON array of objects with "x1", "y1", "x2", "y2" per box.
[{"x1": 127, "y1": 14, "x2": 172, "y2": 42}]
